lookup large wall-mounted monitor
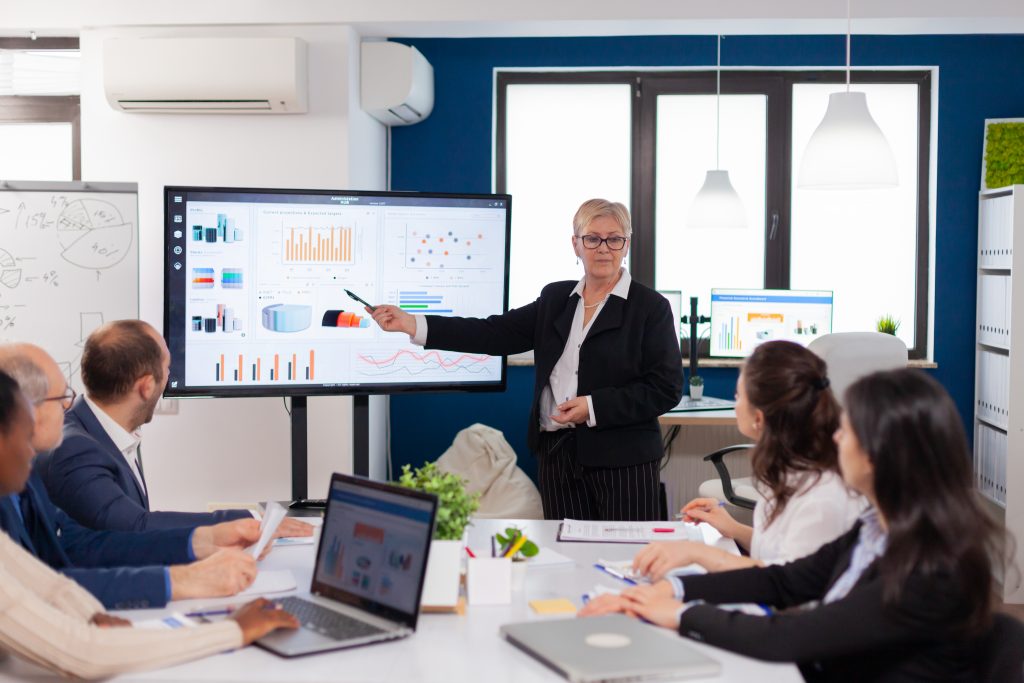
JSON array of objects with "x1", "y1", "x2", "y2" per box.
[
  {"x1": 709, "y1": 288, "x2": 833, "y2": 358},
  {"x1": 163, "y1": 186, "x2": 511, "y2": 397}
]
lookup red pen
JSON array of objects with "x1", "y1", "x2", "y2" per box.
[
  {"x1": 465, "y1": 547, "x2": 477, "y2": 558},
  {"x1": 652, "y1": 528, "x2": 675, "y2": 533}
]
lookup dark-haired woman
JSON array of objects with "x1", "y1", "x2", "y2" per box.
[
  {"x1": 583, "y1": 368, "x2": 1005, "y2": 681},
  {"x1": 633, "y1": 341, "x2": 863, "y2": 579}
]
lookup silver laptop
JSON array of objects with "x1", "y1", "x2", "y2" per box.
[
  {"x1": 501, "y1": 614, "x2": 720, "y2": 682},
  {"x1": 257, "y1": 473, "x2": 437, "y2": 657}
]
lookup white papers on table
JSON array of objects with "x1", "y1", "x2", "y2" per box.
[
  {"x1": 236, "y1": 570, "x2": 297, "y2": 597},
  {"x1": 132, "y1": 612, "x2": 198, "y2": 630},
  {"x1": 249, "y1": 501, "x2": 288, "y2": 558},
  {"x1": 558, "y1": 520, "x2": 702, "y2": 544},
  {"x1": 527, "y1": 546, "x2": 575, "y2": 568}
]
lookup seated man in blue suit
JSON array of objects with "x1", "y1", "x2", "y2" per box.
[
  {"x1": 0, "y1": 343, "x2": 263, "y2": 610},
  {"x1": 35, "y1": 320, "x2": 310, "y2": 536}
]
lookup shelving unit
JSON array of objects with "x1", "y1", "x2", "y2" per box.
[{"x1": 975, "y1": 186, "x2": 1023, "y2": 601}]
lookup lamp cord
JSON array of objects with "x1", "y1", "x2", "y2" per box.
[
  {"x1": 846, "y1": 0, "x2": 851, "y2": 92},
  {"x1": 715, "y1": 34, "x2": 721, "y2": 170}
]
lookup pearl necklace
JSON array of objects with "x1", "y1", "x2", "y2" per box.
[{"x1": 582, "y1": 298, "x2": 606, "y2": 309}]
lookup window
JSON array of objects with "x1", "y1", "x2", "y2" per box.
[
  {"x1": 496, "y1": 70, "x2": 931, "y2": 358},
  {"x1": 0, "y1": 39, "x2": 81, "y2": 181}
]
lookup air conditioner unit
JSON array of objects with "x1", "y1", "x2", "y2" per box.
[
  {"x1": 361, "y1": 42, "x2": 434, "y2": 126},
  {"x1": 103, "y1": 37, "x2": 307, "y2": 114}
]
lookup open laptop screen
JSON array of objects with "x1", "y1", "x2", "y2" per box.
[{"x1": 311, "y1": 475, "x2": 437, "y2": 628}]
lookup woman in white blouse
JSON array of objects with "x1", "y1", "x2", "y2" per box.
[
  {"x1": 0, "y1": 370, "x2": 299, "y2": 679},
  {"x1": 633, "y1": 341, "x2": 863, "y2": 579}
]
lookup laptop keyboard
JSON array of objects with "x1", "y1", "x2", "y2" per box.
[{"x1": 278, "y1": 596, "x2": 388, "y2": 640}]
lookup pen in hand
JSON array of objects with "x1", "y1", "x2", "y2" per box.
[
  {"x1": 344, "y1": 289, "x2": 377, "y2": 312},
  {"x1": 676, "y1": 500, "x2": 726, "y2": 522}
]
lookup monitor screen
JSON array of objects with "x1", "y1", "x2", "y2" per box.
[
  {"x1": 163, "y1": 186, "x2": 511, "y2": 396},
  {"x1": 709, "y1": 288, "x2": 833, "y2": 358}
]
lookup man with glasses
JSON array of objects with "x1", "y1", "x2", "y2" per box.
[
  {"x1": 367, "y1": 198, "x2": 684, "y2": 521},
  {"x1": 0, "y1": 342, "x2": 265, "y2": 610},
  {"x1": 37, "y1": 320, "x2": 310, "y2": 536}
]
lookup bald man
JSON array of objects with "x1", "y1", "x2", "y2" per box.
[
  {"x1": 37, "y1": 320, "x2": 310, "y2": 537},
  {"x1": 0, "y1": 343, "x2": 261, "y2": 610}
]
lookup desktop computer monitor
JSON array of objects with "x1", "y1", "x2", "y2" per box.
[{"x1": 709, "y1": 288, "x2": 833, "y2": 358}]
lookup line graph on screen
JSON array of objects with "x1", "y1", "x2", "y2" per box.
[{"x1": 355, "y1": 349, "x2": 495, "y2": 378}]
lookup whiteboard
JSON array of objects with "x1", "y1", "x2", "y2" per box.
[{"x1": 0, "y1": 181, "x2": 139, "y2": 391}]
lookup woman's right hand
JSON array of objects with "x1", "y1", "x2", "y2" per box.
[
  {"x1": 633, "y1": 541, "x2": 703, "y2": 580},
  {"x1": 680, "y1": 497, "x2": 738, "y2": 536},
  {"x1": 368, "y1": 304, "x2": 417, "y2": 336},
  {"x1": 229, "y1": 598, "x2": 300, "y2": 645}
]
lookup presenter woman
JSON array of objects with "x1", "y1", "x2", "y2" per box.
[
  {"x1": 581, "y1": 369, "x2": 1005, "y2": 681},
  {"x1": 0, "y1": 371, "x2": 300, "y2": 680},
  {"x1": 369, "y1": 199, "x2": 683, "y2": 521}
]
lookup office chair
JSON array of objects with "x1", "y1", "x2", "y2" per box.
[
  {"x1": 696, "y1": 332, "x2": 908, "y2": 514},
  {"x1": 978, "y1": 613, "x2": 1024, "y2": 683},
  {"x1": 806, "y1": 331, "x2": 908, "y2": 405}
]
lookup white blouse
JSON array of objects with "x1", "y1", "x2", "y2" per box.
[{"x1": 750, "y1": 469, "x2": 865, "y2": 565}]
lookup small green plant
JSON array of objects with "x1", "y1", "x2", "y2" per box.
[
  {"x1": 398, "y1": 462, "x2": 479, "y2": 541},
  {"x1": 689, "y1": 375, "x2": 704, "y2": 387},
  {"x1": 876, "y1": 314, "x2": 901, "y2": 336},
  {"x1": 495, "y1": 526, "x2": 539, "y2": 561},
  {"x1": 985, "y1": 122, "x2": 1024, "y2": 189}
]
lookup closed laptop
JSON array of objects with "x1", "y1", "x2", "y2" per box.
[{"x1": 501, "y1": 614, "x2": 720, "y2": 682}]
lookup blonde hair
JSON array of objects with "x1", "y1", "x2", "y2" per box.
[{"x1": 572, "y1": 199, "x2": 632, "y2": 238}]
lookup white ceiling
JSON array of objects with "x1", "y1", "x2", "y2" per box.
[{"x1": 5, "y1": 0, "x2": 1024, "y2": 37}]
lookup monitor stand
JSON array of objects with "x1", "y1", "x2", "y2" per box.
[{"x1": 289, "y1": 395, "x2": 371, "y2": 503}]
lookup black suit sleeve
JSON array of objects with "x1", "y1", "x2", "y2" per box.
[
  {"x1": 589, "y1": 294, "x2": 683, "y2": 427},
  {"x1": 678, "y1": 571, "x2": 961, "y2": 663},
  {"x1": 424, "y1": 299, "x2": 538, "y2": 357}
]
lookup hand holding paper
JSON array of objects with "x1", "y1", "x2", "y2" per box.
[{"x1": 249, "y1": 502, "x2": 288, "y2": 559}]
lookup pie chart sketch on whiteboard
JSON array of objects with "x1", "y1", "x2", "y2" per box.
[
  {"x1": 0, "y1": 249, "x2": 22, "y2": 289},
  {"x1": 57, "y1": 199, "x2": 134, "y2": 270}
]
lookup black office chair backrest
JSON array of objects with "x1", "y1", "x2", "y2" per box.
[{"x1": 979, "y1": 613, "x2": 1024, "y2": 683}]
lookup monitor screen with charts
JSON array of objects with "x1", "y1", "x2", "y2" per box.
[
  {"x1": 162, "y1": 186, "x2": 511, "y2": 396},
  {"x1": 709, "y1": 288, "x2": 833, "y2": 358}
]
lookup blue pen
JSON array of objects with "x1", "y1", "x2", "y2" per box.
[
  {"x1": 185, "y1": 607, "x2": 235, "y2": 618},
  {"x1": 675, "y1": 501, "x2": 726, "y2": 519},
  {"x1": 593, "y1": 563, "x2": 638, "y2": 586}
]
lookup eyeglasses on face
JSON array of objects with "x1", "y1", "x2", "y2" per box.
[
  {"x1": 38, "y1": 386, "x2": 77, "y2": 411},
  {"x1": 577, "y1": 234, "x2": 628, "y2": 251}
]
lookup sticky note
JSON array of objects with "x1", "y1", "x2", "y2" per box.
[{"x1": 529, "y1": 598, "x2": 578, "y2": 615}]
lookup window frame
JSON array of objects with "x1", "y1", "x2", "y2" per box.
[
  {"x1": 495, "y1": 68, "x2": 932, "y2": 359},
  {"x1": 0, "y1": 37, "x2": 81, "y2": 180}
]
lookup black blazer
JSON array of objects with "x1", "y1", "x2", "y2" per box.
[
  {"x1": 425, "y1": 279, "x2": 683, "y2": 468},
  {"x1": 678, "y1": 524, "x2": 983, "y2": 682}
]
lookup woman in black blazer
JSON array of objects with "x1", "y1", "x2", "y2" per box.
[
  {"x1": 582, "y1": 368, "x2": 1007, "y2": 681},
  {"x1": 369, "y1": 199, "x2": 683, "y2": 521}
]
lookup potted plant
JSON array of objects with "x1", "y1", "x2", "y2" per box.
[
  {"x1": 495, "y1": 526, "x2": 538, "y2": 591},
  {"x1": 689, "y1": 374, "x2": 704, "y2": 400},
  {"x1": 876, "y1": 314, "x2": 901, "y2": 336},
  {"x1": 398, "y1": 462, "x2": 480, "y2": 608}
]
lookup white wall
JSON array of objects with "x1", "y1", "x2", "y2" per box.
[{"x1": 80, "y1": 24, "x2": 387, "y2": 511}]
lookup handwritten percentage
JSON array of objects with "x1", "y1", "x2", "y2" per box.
[{"x1": 42, "y1": 271, "x2": 59, "y2": 287}]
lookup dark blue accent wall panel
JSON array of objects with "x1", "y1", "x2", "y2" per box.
[{"x1": 387, "y1": 34, "x2": 1024, "y2": 478}]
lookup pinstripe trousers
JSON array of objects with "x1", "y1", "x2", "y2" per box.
[{"x1": 536, "y1": 430, "x2": 661, "y2": 521}]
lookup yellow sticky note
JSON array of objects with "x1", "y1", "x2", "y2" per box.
[{"x1": 529, "y1": 598, "x2": 578, "y2": 615}]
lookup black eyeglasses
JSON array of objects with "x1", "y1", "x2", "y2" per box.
[
  {"x1": 577, "y1": 235, "x2": 628, "y2": 251},
  {"x1": 39, "y1": 387, "x2": 77, "y2": 411}
]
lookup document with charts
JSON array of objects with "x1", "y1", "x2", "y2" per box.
[{"x1": 557, "y1": 520, "x2": 703, "y2": 544}]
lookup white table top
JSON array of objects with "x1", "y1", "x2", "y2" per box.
[{"x1": 0, "y1": 519, "x2": 800, "y2": 683}]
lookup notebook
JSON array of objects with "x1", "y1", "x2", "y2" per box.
[
  {"x1": 501, "y1": 614, "x2": 720, "y2": 682},
  {"x1": 256, "y1": 473, "x2": 437, "y2": 657}
]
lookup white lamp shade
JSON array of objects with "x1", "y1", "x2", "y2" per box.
[
  {"x1": 798, "y1": 91, "x2": 898, "y2": 190},
  {"x1": 687, "y1": 169, "x2": 746, "y2": 229}
]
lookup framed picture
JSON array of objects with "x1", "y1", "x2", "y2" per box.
[{"x1": 982, "y1": 117, "x2": 1024, "y2": 190}]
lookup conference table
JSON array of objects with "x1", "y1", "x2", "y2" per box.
[{"x1": 0, "y1": 519, "x2": 801, "y2": 683}]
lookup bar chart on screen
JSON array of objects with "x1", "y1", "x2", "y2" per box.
[
  {"x1": 283, "y1": 224, "x2": 356, "y2": 265},
  {"x1": 194, "y1": 348, "x2": 320, "y2": 384}
]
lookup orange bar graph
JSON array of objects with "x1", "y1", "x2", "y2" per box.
[
  {"x1": 257, "y1": 358, "x2": 262, "y2": 381},
  {"x1": 310, "y1": 350, "x2": 315, "y2": 381},
  {"x1": 283, "y1": 226, "x2": 355, "y2": 264},
  {"x1": 238, "y1": 354, "x2": 243, "y2": 381},
  {"x1": 292, "y1": 353, "x2": 297, "y2": 380},
  {"x1": 274, "y1": 354, "x2": 280, "y2": 381},
  {"x1": 219, "y1": 354, "x2": 225, "y2": 381}
]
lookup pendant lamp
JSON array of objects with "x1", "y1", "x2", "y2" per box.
[
  {"x1": 798, "y1": 0, "x2": 898, "y2": 189},
  {"x1": 687, "y1": 35, "x2": 746, "y2": 230}
]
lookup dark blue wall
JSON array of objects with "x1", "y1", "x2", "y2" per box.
[{"x1": 388, "y1": 34, "x2": 1024, "y2": 478}]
